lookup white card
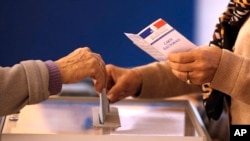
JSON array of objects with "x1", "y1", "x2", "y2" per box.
[
  {"x1": 99, "y1": 88, "x2": 110, "y2": 124},
  {"x1": 125, "y1": 18, "x2": 197, "y2": 61}
]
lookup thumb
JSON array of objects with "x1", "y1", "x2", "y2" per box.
[{"x1": 106, "y1": 82, "x2": 125, "y2": 103}]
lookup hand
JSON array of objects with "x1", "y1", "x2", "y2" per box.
[
  {"x1": 55, "y1": 47, "x2": 107, "y2": 92},
  {"x1": 167, "y1": 45, "x2": 222, "y2": 85},
  {"x1": 106, "y1": 64, "x2": 142, "y2": 103}
]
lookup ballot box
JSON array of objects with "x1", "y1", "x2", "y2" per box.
[{"x1": 0, "y1": 96, "x2": 212, "y2": 141}]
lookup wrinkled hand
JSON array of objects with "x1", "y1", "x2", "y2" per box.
[
  {"x1": 55, "y1": 47, "x2": 107, "y2": 92},
  {"x1": 167, "y1": 45, "x2": 222, "y2": 85},
  {"x1": 106, "y1": 64, "x2": 142, "y2": 103}
]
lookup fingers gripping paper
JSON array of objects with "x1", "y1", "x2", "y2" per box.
[
  {"x1": 125, "y1": 18, "x2": 197, "y2": 61},
  {"x1": 92, "y1": 88, "x2": 121, "y2": 129}
]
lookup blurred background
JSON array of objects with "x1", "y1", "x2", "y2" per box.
[
  {"x1": 0, "y1": 0, "x2": 228, "y2": 96},
  {"x1": 0, "y1": 0, "x2": 228, "y2": 67}
]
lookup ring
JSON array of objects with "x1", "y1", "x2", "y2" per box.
[
  {"x1": 186, "y1": 79, "x2": 192, "y2": 85},
  {"x1": 186, "y1": 72, "x2": 192, "y2": 85}
]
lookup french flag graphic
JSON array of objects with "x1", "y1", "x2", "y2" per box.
[
  {"x1": 153, "y1": 18, "x2": 167, "y2": 29},
  {"x1": 139, "y1": 19, "x2": 167, "y2": 39}
]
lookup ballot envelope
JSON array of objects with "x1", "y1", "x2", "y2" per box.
[{"x1": 0, "y1": 96, "x2": 212, "y2": 141}]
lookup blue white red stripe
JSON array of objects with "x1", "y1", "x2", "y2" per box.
[{"x1": 139, "y1": 19, "x2": 167, "y2": 39}]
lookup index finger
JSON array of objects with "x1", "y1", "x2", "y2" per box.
[{"x1": 167, "y1": 51, "x2": 195, "y2": 63}]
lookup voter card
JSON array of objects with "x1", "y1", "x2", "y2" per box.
[
  {"x1": 125, "y1": 18, "x2": 197, "y2": 61},
  {"x1": 99, "y1": 88, "x2": 110, "y2": 124}
]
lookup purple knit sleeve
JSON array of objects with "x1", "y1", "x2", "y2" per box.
[{"x1": 44, "y1": 60, "x2": 62, "y2": 95}]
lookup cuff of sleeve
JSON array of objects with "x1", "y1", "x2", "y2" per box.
[
  {"x1": 44, "y1": 60, "x2": 62, "y2": 95},
  {"x1": 210, "y1": 49, "x2": 243, "y2": 94}
]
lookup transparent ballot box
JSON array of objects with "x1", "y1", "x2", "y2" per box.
[{"x1": 0, "y1": 96, "x2": 211, "y2": 141}]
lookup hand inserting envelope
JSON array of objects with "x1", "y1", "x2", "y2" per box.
[
  {"x1": 92, "y1": 88, "x2": 121, "y2": 129},
  {"x1": 93, "y1": 18, "x2": 194, "y2": 129},
  {"x1": 125, "y1": 18, "x2": 197, "y2": 61}
]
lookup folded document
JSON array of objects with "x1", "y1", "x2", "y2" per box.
[{"x1": 125, "y1": 18, "x2": 197, "y2": 61}]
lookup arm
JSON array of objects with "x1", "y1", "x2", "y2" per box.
[
  {"x1": 0, "y1": 60, "x2": 53, "y2": 115},
  {"x1": 211, "y1": 16, "x2": 250, "y2": 105},
  {"x1": 0, "y1": 47, "x2": 107, "y2": 116},
  {"x1": 211, "y1": 49, "x2": 250, "y2": 104}
]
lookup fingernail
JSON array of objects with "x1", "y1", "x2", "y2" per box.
[{"x1": 107, "y1": 94, "x2": 112, "y2": 100}]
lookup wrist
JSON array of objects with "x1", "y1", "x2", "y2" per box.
[{"x1": 132, "y1": 68, "x2": 143, "y2": 97}]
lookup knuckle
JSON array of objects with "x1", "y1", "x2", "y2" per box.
[
  {"x1": 175, "y1": 73, "x2": 182, "y2": 79},
  {"x1": 83, "y1": 47, "x2": 91, "y2": 51},
  {"x1": 106, "y1": 64, "x2": 114, "y2": 69}
]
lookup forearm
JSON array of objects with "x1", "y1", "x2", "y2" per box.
[
  {"x1": 0, "y1": 60, "x2": 58, "y2": 115},
  {"x1": 211, "y1": 49, "x2": 250, "y2": 105}
]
